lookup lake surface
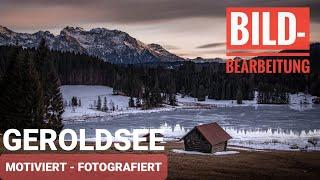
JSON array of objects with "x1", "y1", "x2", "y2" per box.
[{"x1": 64, "y1": 105, "x2": 320, "y2": 150}]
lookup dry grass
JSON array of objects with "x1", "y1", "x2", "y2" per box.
[{"x1": 168, "y1": 149, "x2": 320, "y2": 179}]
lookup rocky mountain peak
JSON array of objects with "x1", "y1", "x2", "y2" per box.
[
  {"x1": 61, "y1": 26, "x2": 84, "y2": 33},
  {"x1": 0, "y1": 25, "x2": 14, "y2": 35},
  {"x1": 0, "y1": 25, "x2": 185, "y2": 64},
  {"x1": 147, "y1": 43, "x2": 169, "y2": 53}
]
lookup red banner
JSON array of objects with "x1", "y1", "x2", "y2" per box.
[
  {"x1": 226, "y1": 7, "x2": 310, "y2": 56},
  {"x1": 0, "y1": 154, "x2": 167, "y2": 180}
]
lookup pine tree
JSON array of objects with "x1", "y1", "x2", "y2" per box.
[
  {"x1": 129, "y1": 96, "x2": 135, "y2": 107},
  {"x1": 112, "y1": 73, "x2": 120, "y2": 95},
  {"x1": 22, "y1": 53, "x2": 45, "y2": 129},
  {"x1": 0, "y1": 51, "x2": 44, "y2": 132},
  {"x1": 103, "y1": 97, "x2": 108, "y2": 111},
  {"x1": 180, "y1": 86, "x2": 186, "y2": 98},
  {"x1": 44, "y1": 68, "x2": 64, "y2": 133},
  {"x1": 109, "y1": 100, "x2": 115, "y2": 111},
  {"x1": 34, "y1": 39, "x2": 64, "y2": 134},
  {"x1": 236, "y1": 87, "x2": 243, "y2": 104},
  {"x1": 71, "y1": 96, "x2": 78, "y2": 107},
  {"x1": 208, "y1": 82, "x2": 215, "y2": 99},
  {"x1": 136, "y1": 98, "x2": 142, "y2": 107},
  {"x1": 168, "y1": 93, "x2": 177, "y2": 106},
  {"x1": 168, "y1": 79, "x2": 177, "y2": 106},
  {"x1": 221, "y1": 81, "x2": 226, "y2": 99},
  {"x1": 153, "y1": 77, "x2": 162, "y2": 107},
  {"x1": 214, "y1": 82, "x2": 221, "y2": 100},
  {"x1": 97, "y1": 96, "x2": 102, "y2": 110},
  {"x1": 93, "y1": 100, "x2": 97, "y2": 108},
  {"x1": 142, "y1": 87, "x2": 151, "y2": 109},
  {"x1": 197, "y1": 85, "x2": 206, "y2": 101}
]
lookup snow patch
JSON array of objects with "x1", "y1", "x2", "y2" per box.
[
  {"x1": 214, "y1": 151, "x2": 239, "y2": 155},
  {"x1": 171, "y1": 149, "x2": 239, "y2": 156},
  {"x1": 228, "y1": 146, "x2": 267, "y2": 152}
]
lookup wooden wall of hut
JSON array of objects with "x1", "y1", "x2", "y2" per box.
[{"x1": 183, "y1": 128, "x2": 212, "y2": 153}]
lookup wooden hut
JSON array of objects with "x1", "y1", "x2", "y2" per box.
[{"x1": 180, "y1": 122, "x2": 232, "y2": 153}]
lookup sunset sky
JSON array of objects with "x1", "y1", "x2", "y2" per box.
[{"x1": 0, "y1": 0, "x2": 319, "y2": 58}]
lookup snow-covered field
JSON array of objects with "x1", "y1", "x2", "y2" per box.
[
  {"x1": 61, "y1": 85, "x2": 125, "y2": 120},
  {"x1": 61, "y1": 85, "x2": 175, "y2": 120}
]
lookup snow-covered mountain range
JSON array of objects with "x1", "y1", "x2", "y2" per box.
[{"x1": 0, "y1": 25, "x2": 185, "y2": 64}]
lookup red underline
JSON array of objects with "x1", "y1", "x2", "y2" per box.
[{"x1": 226, "y1": 52, "x2": 310, "y2": 57}]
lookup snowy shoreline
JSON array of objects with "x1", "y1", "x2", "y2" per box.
[
  {"x1": 62, "y1": 106, "x2": 178, "y2": 121},
  {"x1": 61, "y1": 85, "x2": 317, "y2": 121}
]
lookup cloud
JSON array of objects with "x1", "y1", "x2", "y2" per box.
[
  {"x1": 0, "y1": 0, "x2": 319, "y2": 26},
  {"x1": 175, "y1": 49, "x2": 227, "y2": 58},
  {"x1": 196, "y1": 42, "x2": 225, "y2": 49}
]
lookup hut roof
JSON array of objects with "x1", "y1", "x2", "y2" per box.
[{"x1": 181, "y1": 122, "x2": 232, "y2": 145}]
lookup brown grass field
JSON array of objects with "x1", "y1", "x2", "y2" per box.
[
  {"x1": 1, "y1": 138, "x2": 320, "y2": 180},
  {"x1": 166, "y1": 143, "x2": 320, "y2": 180}
]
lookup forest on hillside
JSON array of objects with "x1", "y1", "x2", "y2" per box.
[{"x1": 0, "y1": 43, "x2": 320, "y2": 109}]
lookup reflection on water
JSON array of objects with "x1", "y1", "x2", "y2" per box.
[
  {"x1": 225, "y1": 127, "x2": 320, "y2": 139},
  {"x1": 157, "y1": 122, "x2": 320, "y2": 151},
  {"x1": 159, "y1": 122, "x2": 187, "y2": 138},
  {"x1": 65, "y1": 106, "x2": 320, "y2": 151},
  {"x1": 156, "y1": 122, "x2": 320, "y2": 140}
]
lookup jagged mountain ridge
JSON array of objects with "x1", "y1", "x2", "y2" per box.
[{"x1": 0, "y1": 25, "x2": 185, "y2": 64}]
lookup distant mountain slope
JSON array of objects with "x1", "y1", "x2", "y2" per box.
[{"x1": 0, "y1": 25, "x2": 184, "y2": 64}]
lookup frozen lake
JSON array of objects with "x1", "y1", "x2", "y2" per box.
[{"x1": 64, "y1": 105, "x2": 320, "y2": 151}]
